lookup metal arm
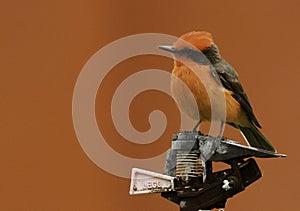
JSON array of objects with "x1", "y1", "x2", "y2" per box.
[{"x1": 129, "y1": 131, "x2": 286, "y2": 211}]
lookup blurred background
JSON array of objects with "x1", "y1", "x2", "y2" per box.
[{"x1": 1, "y1": 0, "x2": 299, "y2": 210}]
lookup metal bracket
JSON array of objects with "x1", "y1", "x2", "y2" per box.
[
  {"x1": 129, "y1": 131, "x2": 286, "y2": 211},
  {"x1": 129, "y1": 168, "x2": 175, "y2": 195}
]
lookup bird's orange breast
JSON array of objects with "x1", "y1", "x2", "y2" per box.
[{"x1": 171, "y1": 63, "x2": 248, "y2": 125}]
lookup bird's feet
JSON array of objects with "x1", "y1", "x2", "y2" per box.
[
  {"x1": 192, "y1": 120, "x2": 201, "y2": 132},
  {"x1": 199, "y1": 136, "x2": 221, "y2": 161}
]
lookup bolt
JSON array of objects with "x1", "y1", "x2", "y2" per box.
[
  {"x1": 222, "y1": 179, "x2": 232, "y2": 191},
  {"x1": 180, "y1": 201, "x2": 186, "y2": 208}
]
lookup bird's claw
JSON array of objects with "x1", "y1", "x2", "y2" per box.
[
  {"x1": 192, "y1": 120, "x2": 201, "y2": 132},
  {"x1": 199, "y1": 136, "x2": 221, "y2": 161}
]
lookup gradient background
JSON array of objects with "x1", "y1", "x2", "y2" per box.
[{"x1": 1, "y1": 0, "x2": 299, "y2": 210}]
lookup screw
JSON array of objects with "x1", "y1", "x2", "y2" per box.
[
  {"x1": 180, "y1": 201, "x2": 186, "y2": 208},
  {"x1": 222, "y1": 179, "x2": 232, "y2": 191}
]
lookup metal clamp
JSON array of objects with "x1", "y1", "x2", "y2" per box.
[{"x1": 129, "y1": 131, "x2": 286, "y2": 211}]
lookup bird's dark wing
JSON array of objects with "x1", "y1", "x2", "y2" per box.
[{"x1": 211, "y1": 60, "x2": 262, "y2": 128}]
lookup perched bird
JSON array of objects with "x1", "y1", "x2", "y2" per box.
[{"x1": 159, "y1": 31, "x2": 276, "y2": 152}]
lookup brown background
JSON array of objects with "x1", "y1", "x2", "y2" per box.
[{"x1": 1, "y1": 0, "x2": 299, "y2": 210}]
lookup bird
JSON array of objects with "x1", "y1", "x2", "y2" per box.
[{"x1": 159, "y1": 31, "x2": 276, "y2": 152}]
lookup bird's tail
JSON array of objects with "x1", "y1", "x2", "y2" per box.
[{"x1": 239, "y1": 125, "x2": 276, "y2": 152}]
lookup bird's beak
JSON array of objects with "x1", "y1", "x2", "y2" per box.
[{"x1": 158, "y1": 45, "x2": 177, "y2": 53}]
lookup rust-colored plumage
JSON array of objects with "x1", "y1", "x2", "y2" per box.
[
  {"x1": 174, "y1": 31, "x2": 213, "y2": 51},
  {"x1": 159, "y1": 31, "x2": 276, "y2": 152}
]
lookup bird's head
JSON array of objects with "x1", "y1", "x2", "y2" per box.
[{"x1": 159, "y1": 31, "x2": 221, "y2": 65}]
